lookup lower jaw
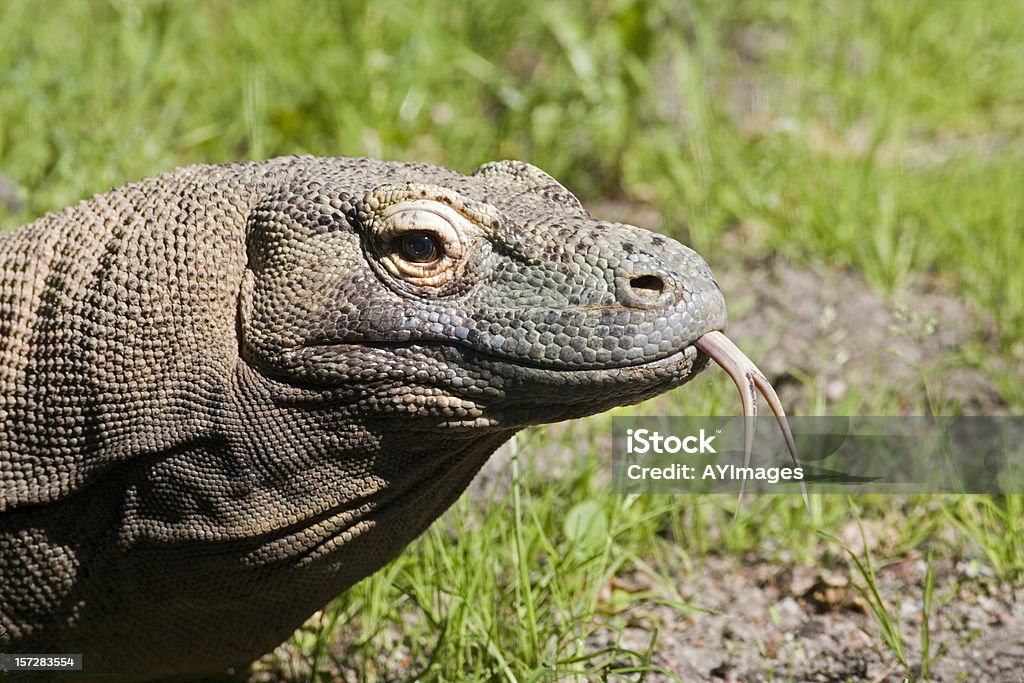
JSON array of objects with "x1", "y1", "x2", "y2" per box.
[{"x1": 442, "y1": 351, "x2": 710, "y2": 429}]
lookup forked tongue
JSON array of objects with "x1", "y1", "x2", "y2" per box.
[{"x1": 693, "y1": 330, "x2": 809, "y2": 511}]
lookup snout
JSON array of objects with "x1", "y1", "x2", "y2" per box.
[{"x1": 605, "y1": 224, "x2": 727, "y2": 335}]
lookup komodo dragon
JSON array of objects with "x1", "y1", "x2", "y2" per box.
[{"x1": 0, "y1": 155, "x2": 798, "y2": 680}]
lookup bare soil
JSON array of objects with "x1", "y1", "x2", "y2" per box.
[
  {"x1": 715, "y1": 255, "x2": 1010, "y2": 416},
  {"x1": 588, "y1": 551, "x2": 1023, "y2": 682}
]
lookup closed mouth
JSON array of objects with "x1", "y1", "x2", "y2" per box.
[{"x1": 300, "y1": 336, "x2": 701, "y2": 374}]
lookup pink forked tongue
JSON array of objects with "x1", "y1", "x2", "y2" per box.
[{"x1": 693, "y1": 330, "x2": 810, "y2": 510}]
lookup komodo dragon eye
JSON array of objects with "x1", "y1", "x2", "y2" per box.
[
  {"x1": 398, "y1": 231, "x2": 442, "y2": 263},
  {"x1": 376, "y1": 199, "x2": 470, "y2": 287}
]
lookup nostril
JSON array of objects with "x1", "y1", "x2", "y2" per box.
[{"x1": 629, "y1": 274, "x2": 665, "y2": 299}]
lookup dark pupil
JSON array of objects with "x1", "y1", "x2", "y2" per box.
[{"x1": 401, "y1": 233, "x2": 439, "y2": 262}]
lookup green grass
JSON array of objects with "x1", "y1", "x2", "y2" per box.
[
  {"x1": 1, "y1": 1, "x2": 1022, "y2": 680},
  {"x1": 2, "y1": 0, "x2": 1022, "y2": 354}
]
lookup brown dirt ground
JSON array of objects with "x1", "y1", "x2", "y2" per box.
[{"x1": 585, "y1": 552, "x2": 1023, "y2": 682}]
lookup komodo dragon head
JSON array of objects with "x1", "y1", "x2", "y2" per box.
[
  {"x1": 0, "y1": 156, "x2": 796, "y2": 679},
  {"x1": 239, "y1": 158, "x2": 728, "y2": 425}
]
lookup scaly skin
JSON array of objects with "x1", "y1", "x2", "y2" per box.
[{"x1": 0, "y1": 156, "x2": 725, "y2": 679}]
